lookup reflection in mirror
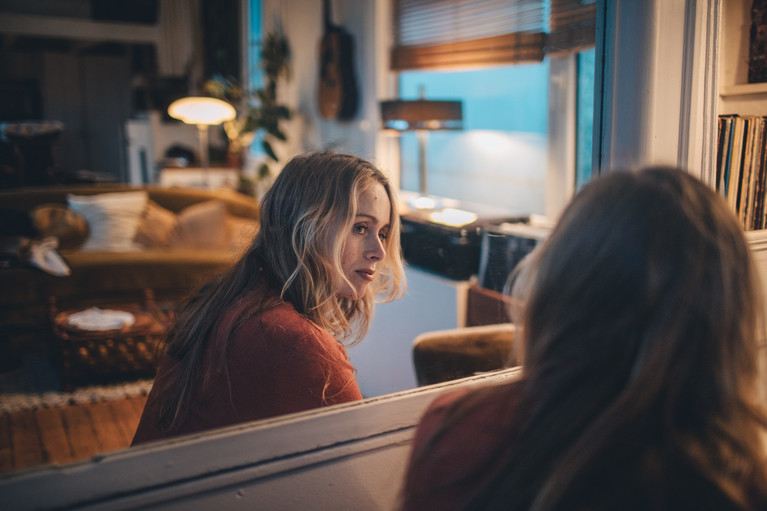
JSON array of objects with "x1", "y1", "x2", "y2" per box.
[
  {"x1": 128, "y1": 152, "x2": 406, "y2": 445},
  {"x1": 0, "y1": 0, "x2": 598, "y2": 478}
]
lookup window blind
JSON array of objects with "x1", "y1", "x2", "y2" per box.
[
  {"x1": 547, "y1": 0, "x2": 597, "y2": 55},
  {"x1": 390, "y1": 0, "x2": 596, "y2": 71},
  {"x1": 390, "y1": 0, "x2": 547, "y2": 70}
]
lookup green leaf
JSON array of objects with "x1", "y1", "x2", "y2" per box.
[
  {"x1": 262, "y1": 140, "x2": 278, "y2": 162},
  {"x1": 258, "y1": 163, "x2": 271, "y2": 179},
  {"x1": 271, "y1": 128, "x2": 287, "y2": 141},
  {"x1": 275, "y1": 106, "x2": 291, "y2": 119}
]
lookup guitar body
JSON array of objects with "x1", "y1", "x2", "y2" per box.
[{"x1": 318, "y1": 1, "x2": 358, "y2": 120}]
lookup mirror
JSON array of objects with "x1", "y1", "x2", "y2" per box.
[{"x1": 0, "y1": 0, "x2": 599, "y2": 477}]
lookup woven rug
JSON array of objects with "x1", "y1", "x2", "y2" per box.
[{"x1": 0, "y1": 348, "x2": 153, "y2": 414}]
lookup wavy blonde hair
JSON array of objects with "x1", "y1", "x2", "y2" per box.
[
  {"x1": 255, "y1": 151, "x2": 405, "y2": 341},
  {"x1": 157, "y1": 152, "x2": 405, "y2": 431}
]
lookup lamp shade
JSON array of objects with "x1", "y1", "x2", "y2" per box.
[
  {"x1": 167, "y1": 97, "x2": 237, "y2": 125},
  {"x1": 380, "y1": 99, "x2": 463, "y2": 131}
]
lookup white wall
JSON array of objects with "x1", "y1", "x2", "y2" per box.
[
  {"x1": 350, "y1": 265, "x2": 471, "y2": 397},
  {"x1": 261, "y1": 0, "x2": 393, "y2": 171}
]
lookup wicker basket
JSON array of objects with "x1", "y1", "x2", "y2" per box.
[{"x1": 50, "y1": 289, "x2": 170, "y2": 389}]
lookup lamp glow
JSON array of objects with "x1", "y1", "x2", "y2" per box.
[
  {"x1": 412, "y1": 196, "x2": 438, "y2": 210},
  {"x1": 167, "y1": 97, "x2": 236, "y2": 125},
  {"x1": 429, "y1": 208, "x2": 478, "y2": 227},
  {"x1": 167, "y1": 97, "x2": 237, "y2": 188}
]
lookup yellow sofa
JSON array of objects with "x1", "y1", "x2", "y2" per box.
[{"x1": 0, "y1": 185, "x2": 259, "y2": 347}]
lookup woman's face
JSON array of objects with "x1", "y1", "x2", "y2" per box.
[{"x1": 338, "y1": 183, "x2": 391, "y2": 300}]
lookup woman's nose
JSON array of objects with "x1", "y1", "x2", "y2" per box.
[{"x1": 367, "y1": 236, "x2": 385, "y2": 261}]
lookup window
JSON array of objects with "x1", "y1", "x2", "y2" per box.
[
  {"x1": 576, "y1": 48, "x2": 595, "y2": 190},
  {"x1": 392, "y1": 0, "x2": 597, "y2": 217},
  {"x1": 399, "y1": 63, "x2": 550, "y2": 214}
]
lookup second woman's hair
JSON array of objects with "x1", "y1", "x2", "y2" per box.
[{"x1": 478, "y1": 166, "x2": 767, "y2": 509}]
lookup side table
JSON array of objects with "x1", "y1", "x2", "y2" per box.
[{"x1": 49, "y1": 289, "x2": 171, "y2": 390}]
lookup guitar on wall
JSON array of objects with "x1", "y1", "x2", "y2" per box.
[{"x1": 317, "y1": 0, "x2": 359, "y2": 120}]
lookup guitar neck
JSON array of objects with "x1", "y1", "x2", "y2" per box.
[{"x1": 323, "y1": 0, "x2": 332, "y2": 30}]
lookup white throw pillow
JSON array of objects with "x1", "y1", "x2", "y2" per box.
[{"x1": 67, "y1": 191, "x2": 149, "y2": 251}]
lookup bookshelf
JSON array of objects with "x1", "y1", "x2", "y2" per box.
[
  {"x1": 717, "y1": 0, "x2": 767, "y2": 232},
  {"x1": 719, "y1": 0, "x2": 767, "y2": 116}
]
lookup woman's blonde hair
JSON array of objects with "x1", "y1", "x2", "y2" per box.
[
  {"x1": 157, "y1": 152, "x2": 405, "y2": 431},
  {"x1": 254, "y1": 151, "x2": 405, "y2": 341}
]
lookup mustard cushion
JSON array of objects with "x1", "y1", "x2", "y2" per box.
[
  {"x1": 30, "y1": 203, "x2": 89, "y2": 250},
  {"x1": 169, "y1": 200, "x2": 229, "y2": 249},
  {"x1": 134, "y1": 200, "x2": 178, "y2": 248}
]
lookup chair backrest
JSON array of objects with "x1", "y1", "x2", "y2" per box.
[{"x1": 412, "y1": 323, "x2": 517, "y2": 386}]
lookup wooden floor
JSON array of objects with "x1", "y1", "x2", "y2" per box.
[{"x1": 0, "y1": 395, "x2": 147, "y2": 475}]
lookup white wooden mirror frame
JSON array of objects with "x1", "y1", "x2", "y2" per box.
[
  {"x1": 4, "y1": 2, "x2": 762, "y2": 509},
  {"x1": 2, "y1": 369, "x2": 521, "y2": 510}
]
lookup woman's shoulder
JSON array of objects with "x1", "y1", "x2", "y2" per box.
[
  {"x1": 402, "y1": 381, "x2": 525, "y2": 510},
  {"x1": 233, "y1": 300, "x2": 338, "y2": 351},
  {"x1": 259, "y1": 302, "x2": 325, "y2": 333},
  {"x1": 416, "y1": 381, "x2": 524, "y2": 445}
]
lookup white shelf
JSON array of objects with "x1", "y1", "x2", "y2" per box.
[
  {"x1": 0, "y1": 12, "x2": 160, "y2": 45},
  {"x1": 720, "y1": 82, "x2": 767, "y2": 98}
]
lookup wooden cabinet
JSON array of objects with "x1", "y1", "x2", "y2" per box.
[
  {"x1": 43, "y1": 51, "x2": 131, "y2": 180},
  {"x1": 2, "y1": 49, "x2": 131, "y2": 182}
]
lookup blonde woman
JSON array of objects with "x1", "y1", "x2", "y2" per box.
[{"x1": 133, "y1": 152, "x2": 405, "y2": 443}]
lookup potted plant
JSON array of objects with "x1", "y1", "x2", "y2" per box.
[{"x1": 204, "y1": 32, "x2": 291, "y2": 194}]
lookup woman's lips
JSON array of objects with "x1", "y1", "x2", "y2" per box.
[{"x1": 356, "y1": 269, "x2": 375, "y2": 282}]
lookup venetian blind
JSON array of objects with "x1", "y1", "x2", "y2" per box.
[
  {"x1": 548, "y1": 0, "x2": 597, "y2": 55},
  {"x1": 390, "y1": 0, "x2": 547, "y2": 71},
  {"x1": 390, "y1": 0, "x2": 597, "y2": 71}
]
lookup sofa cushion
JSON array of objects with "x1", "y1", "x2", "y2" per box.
[
  {"x1": 30, "y1": 203, "x2": 89, "y2": 250},
  {"x1": 134, "y1": 201, "x2": 178, "y2": 248},
  {"x1": 68, "y1": 191, "x2": 149, "y2": 251},
  {"x1": 169, "y1": 200, "x2": 229, "y2": 249},
  {"x1": 226, "y1": 215, "x2": 258, "y2": 254}
]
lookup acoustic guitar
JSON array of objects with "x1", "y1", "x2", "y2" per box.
[{"x1": 317, "y1": 0, "x2": 359, "y2": 120}]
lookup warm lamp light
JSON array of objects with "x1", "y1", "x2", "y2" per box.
[
  {"x1": 380, "y1": 89, "x2": 463, "y2": 195},
  {"x1": 168, "y1": 97, "x2": 236, "y2": 125},
  {"x1": 167, "y1": 96, "x2": 236, "y2": 187}
]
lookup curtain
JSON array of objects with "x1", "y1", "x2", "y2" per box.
[{"x1": 157, "y1": 0, "x2": 204, "y2": 80}]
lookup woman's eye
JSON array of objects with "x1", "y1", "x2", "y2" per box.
[
  {"x1": 354, "y1": 224, "x2": 367, "y2": 234},
  {"x1": 378, "y1": 231, "x2": 389, "y2": 241}
]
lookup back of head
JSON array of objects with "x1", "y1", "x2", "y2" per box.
[
  {"x1": 522, "y1": 167, "x2": 761, "y2": 416},
  {"x1": 494, "y1": 166, "x2": 767, "y2": 509}
]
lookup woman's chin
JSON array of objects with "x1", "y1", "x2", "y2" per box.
[{"x1": 338, "y1": 284, "x2": 364, "y2": 301}]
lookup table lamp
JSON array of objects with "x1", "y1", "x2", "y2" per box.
[
  {"x1": 380, "y1": 89, "x2": 462, "y2": 197},
  {"x1": 167, "y1": 96, "x2": 236, "y2": 187}
]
